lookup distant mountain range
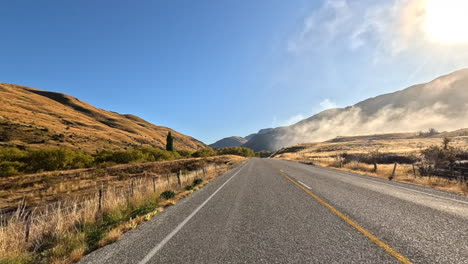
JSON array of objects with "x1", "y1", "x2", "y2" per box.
[
  {"x1": 209, "y1": 136, "x2": 248, "y2": 148},
  {"x1": 223, "y1": 68, "x2": 468, "y2": 151},
  {"x1": 0, "y1": 83, "x2": 206, "y2": 152}
]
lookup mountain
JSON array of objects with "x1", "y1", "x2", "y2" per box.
[
  {"x1": 244, "y1": 128, "x2": 273, "y2": 141},
  {"x1": 243, "y1": 68, "x2": 468, "y2": 151},
  {"x1": 0, "y1": 83, "x2": 206, "y2": 152},
  {"x1": 209, "y1": 136, "x2": 248, "y2": 148}
]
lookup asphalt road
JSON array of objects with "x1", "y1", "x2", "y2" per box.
[{"x1": 80, "y1": 158, "x2": 468, "y2": 264}]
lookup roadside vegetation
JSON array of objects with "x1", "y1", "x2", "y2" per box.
[
  {"x1": 0, "y1": 156, "x2": 245, "y2": 264},
  {"x1": 274, "y1": 137, "x2": 468, "y2": 195},
  {"x1": 0, "y1": 147, "x2": 195, "y2": 177},
  {"x1": 0, "y1": 145, "x2": 260, "y2": 178}
]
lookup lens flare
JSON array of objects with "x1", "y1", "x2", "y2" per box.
[{"x1": 424, "y1": 0, "x2": 468, "y2": 44}]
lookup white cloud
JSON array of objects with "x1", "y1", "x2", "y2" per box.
[
  {"x1": 288, "y1": 0, "x2": 454, "y2": 60},
  {"x1": 320, "y1": 98, "x2": 338, "y2": 110},
  {"x1": 288, "y1": 0, "x2": 352, "y2": 52}
]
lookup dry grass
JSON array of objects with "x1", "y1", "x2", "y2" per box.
[
  {"x1": 274, "y1": 135, "x2": 468, "y2": 196},
  {"x1": 287, "y1": 156, "x2": 468, "y2": 196},
  {"x1": 0, "y1": 156, "x2": 246, "y2": 264},
  {"x1": 276, "y1": 136, "x2": 468, "y2": 159},
  {"x1": 0, "y1": 83, "x2": 205, "y2": 152},
  {"x1": 0, "y1": 155, "x2": 243, "y2": 212}
]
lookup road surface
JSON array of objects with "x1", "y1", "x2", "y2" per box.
[{"x1": 80, "y1": 158, "x2": 468, "y2": 263}]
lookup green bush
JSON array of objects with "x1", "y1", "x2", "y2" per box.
[
  {"x1": 193, "y1": 178, "x2": 203, "y2": 185},
  {"x1": 0, "y1": 161, "x2": 24, "y2": 177},
  {"x1": 160, "y1": 190, "x2": 176, "y2": 200},
  {"x1": 255, "y1": 150, "x2": 273, "y2": 158},
  {"x1": 95, "y1": 148, "x2": 180, "y2": 165},
  {"x1": 216, "y1": 147, "x2": 254, "y2": 157},
  {"x1": 185, "y1": 185, "x2": 194, "y2": 191},
  {"x1": 176, "y1": 149, "x2": 193, "y2": 158},
  {"x1": 25, "y1": 148, "x2": 94, "y2": 172},
  {"x1": 140, "y1": 147, "x2": 180, "y2": 161},
  {"x1": 0, "y1": 147, "x2": 26, "y2": 161},
  {"x1": 191, "y1": 148, "x2": 216, "y2": 158}
]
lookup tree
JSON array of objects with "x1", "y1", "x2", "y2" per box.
[
  {"x1": 166, "y1": 131, "x2": 174, "y2": 151},
  {"x1": 443, "y1": 137, "x2": 451, "y2": 150}
]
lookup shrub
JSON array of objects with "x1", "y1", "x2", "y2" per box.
[
  {"x1": 193, "y1": 178, "x2": 203, "y2": 185},
  {"x1": 191, "y1": 148, "x2": 216, "y2": 158},
  {"x1": 140, "y1": 147, "x2": 180, "y2": 161},
  {"x1": 0, "y1": 161, "x2": 24, "y2": 177},
  {"x1": 176, "y1": 149, "x2": 193, "y2": 158},
  {"x1": 160, "y1": 190, "x2": 176, "y2": 200},
  {"x1": 255, "y1": 150, "x2": 273, "y2": 158},
  {"x1": 185, "y1": 185, "x2": 194, "y2": 191},
  {"x1": 216, "y1": 147, "x2": 254, "y2": 157},
  {"x1": 0, "y1": 147, "x2": 26, "y2": 161},
  {"x1": 25, "y1": 148, "x2": 94, "y2": 172},
  {"x1": 95, "y1": 148, "x2": 180, "y2": 165}
]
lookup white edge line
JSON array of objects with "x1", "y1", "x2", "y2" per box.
[
  {"x1": 317, "y1": 167, "x2": 468, "y2": 206},
  {"x1": 297, "y1": 180, "x2": 312, "y2": 190},
  {"x1": 138, "y1": 163, "x2": 246, "y2": 264}
]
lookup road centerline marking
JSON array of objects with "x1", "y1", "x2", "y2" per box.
[
  {"x1": 273, "y1": 166, "x2": 413, "y2": 264},
  {"x1": 138, "y1": 163, "x2": 247, "y2": 264},
  {"x1": 297, "y1": 180, "x2": 312, "y2": 190}
]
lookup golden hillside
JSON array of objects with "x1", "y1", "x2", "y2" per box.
[{"x1": 0, "y1": 83, "x2": 206, "y2": 152}]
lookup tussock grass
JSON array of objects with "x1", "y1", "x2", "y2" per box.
[
  {"x1": 0, "y1": 158, "x2": 244, "y2": 264},
  {"x1": 295, "y1": 156, "x2": 468, "y2": 195}
]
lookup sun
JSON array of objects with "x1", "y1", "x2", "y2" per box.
[{"x1": 424, "y1": 0, "x2": 468, "y2": 44}]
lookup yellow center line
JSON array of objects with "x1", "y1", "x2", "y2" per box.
[{"x1": 273, "y1": 167, "x2": 412, "y2": 264}]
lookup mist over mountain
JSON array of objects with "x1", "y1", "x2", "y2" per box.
[{"x1": 243, "y1": 68, "x2": 468, "y2": 151}]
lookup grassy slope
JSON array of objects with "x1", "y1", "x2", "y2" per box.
[{"x1": 0, "y1": 83, "x2": 205, "y2": 152}]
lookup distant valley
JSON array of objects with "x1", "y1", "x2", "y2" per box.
[{"x1": 216, "y1": 68, "x2": 468, "y2": 151}]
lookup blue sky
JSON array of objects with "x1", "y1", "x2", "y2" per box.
[{"x1": 2, "y1": 0, "x2": 468, "y2": 144}]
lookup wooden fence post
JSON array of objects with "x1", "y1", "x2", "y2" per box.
[
  {"x1": 177, "y1": 170, "x2": 182, "y2": 187},
  {"x1": 389, "y1": 163, "x2": 397, "y2": 181},
  {"x1": 98, "y1": 184, "x2": 103, "y2": 211},
  {"x1": 24, "y1": 211, "x2": 31, "y2": 243},
  {"x1": 412, "y1": 164, "x2": 417, "y2": 177},
  {"x1": 152, "y1": 177, "x2": 156, "y2": 193},
  {"x1": 131, "y1": 179, "x2": 135, "y2": 197},
  {"x1": 203, "y1": 167, "x2": 207, "y2": 178}
]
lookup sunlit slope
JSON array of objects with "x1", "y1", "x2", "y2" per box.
[
  {"x1": 209, "y1": 136, "x2": 248, "y2": 148},
  {"x1": 243, "y1": 68, "x2": 468, "y2": 151},
  {"x1": 0, "y1": 83, "x2": 206, "y2": 152}
]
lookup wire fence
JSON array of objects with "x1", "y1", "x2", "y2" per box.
[{"x1": 0, "y1": 163, "x2": 225, "y2": 226}]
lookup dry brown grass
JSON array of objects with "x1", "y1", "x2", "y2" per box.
[
  {"x1": 0, "y1": 156, "x2": 246, "y2": 263},
  {"x1": 0, "y1": 83, "x2": 205, "y2": 152},
  {"x1": 274, "y1": 135, "x2": 468, "y2": 196},
  {"x1": 0, "y1": 155, "x2": 243, "y2": 212},
  {"x1": 286, "y1": 156, "x2": 468, "y2": 195},
  {"x1": 276, "y1": 136, "x2": 468, "y2": 159}
]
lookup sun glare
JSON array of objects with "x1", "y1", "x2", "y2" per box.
[{"x1": 424, "y1": 0, "x2": 468, "y2": 44}]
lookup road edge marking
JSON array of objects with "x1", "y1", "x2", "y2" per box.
[
  {"x1": 138, "y1": 162, "x2": 247, "y2": 264},
  {"x1": 314, "y1": 166, "x2": 468, "y2": 206},
  {"x1": 274, "y1": 167, "x2": 413, "y2": 264}
]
